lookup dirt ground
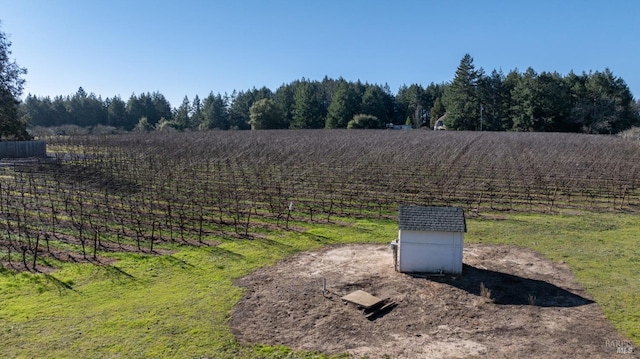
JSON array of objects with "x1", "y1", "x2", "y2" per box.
[{"x1": 231, "y1": 243, "x2": 637, "y2": 358}]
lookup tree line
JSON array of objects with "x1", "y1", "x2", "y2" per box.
[
  {"x1": 442, "y1": 54, "x2": 639, "y2": 134},
  {"x1": 20, "y1": 79, "x2": 428, "y2": 132},
  {"x1": 11, "y1": 53, "x2": 640, "y2": 136}
]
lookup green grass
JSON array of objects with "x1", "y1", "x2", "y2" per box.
[
  {"x1": 0, "y1": 218, "x2": 396, "y2": 359},
  {"x1": 1, "y1": 212, "x2": 638, "y2": 358}
]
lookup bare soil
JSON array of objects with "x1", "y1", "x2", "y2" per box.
[{"x1": 231, "y1": 243, "x2": 637, "y2": 358}]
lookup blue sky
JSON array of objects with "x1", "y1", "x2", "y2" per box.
[{"x1": 2, "y1": 0, "x2": 639, "y2": 107}]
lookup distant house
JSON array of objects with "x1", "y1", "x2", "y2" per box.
[
  {"x1": 434, "y1": 114, "x2": 446, "y2": 130},
  {"x1": 395, "y1": 205, "x2": 466, "y2": 274}
]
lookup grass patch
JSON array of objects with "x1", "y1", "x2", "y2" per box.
[
  {"x1": 0, "y1": 217, "x2": 395, "y2": 358},
  {"x1": 1, "y1": 212, "x2": 638, "y2": 358}
]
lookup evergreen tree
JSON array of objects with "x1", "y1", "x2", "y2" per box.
[
  {"x1": 320, "y1": 76, "x2": 340, "y2": 105},
  {"x1": 106, "y1": 96, "x2": 127, "y2": 128},
  {"x1": 125, "y1": 93, "x2": 145, "y2": 130},
  {"x1": 51, "y1": 87, "x2": 106, "y2": 128},
  {"x1": 509, "y1": 67, "x2": 537, "y2": 131},
  {"x1": 67, "y1": 87, "x2": 87, "y2": 126},
  {"x1": 396, "y1": 84, "x2": 426, "y2": 127},
  {"x1": 228, "y1": 90, "x2": 251, "y2": 130},
  {"x1": 581, "y1": 69, "x2": 638, "y2": 133},
  {"x1": 172, "y1": 96, "x2": 191, "y2": 130},
  {"x1": 21, "y1": 94, "x2": 52, "y2": 127},
  {"x1": 201, "y1": 92, "x2": 229, "y2": 130},
  {"x1": 422, "y1": 83, "x2": 444, "y2": 127},
  {"x1": 500, "y1": 69, "x2": 521, "y2": 130},
  {"x1": 228, "y1": 87, "x2": 271, "y2": 130},
  {"x1": 291, "y1": 80, "x2": 324, "y2": 129},
  {"x1": 135, "y1": 93, "x2": 155, "y2": 125},
  {"x1": 273, "y1": 83, "x2": 295, "y2": 129},
  {"x1": 325, "y1": 80, "x2": 360, "y2": 128},
  {"x1": 191, "y1": 95, "x2": 203, "y2": 129},
  {"x1": 476, "y1": 69, "x2": 508, "y2": 131},
  {"x1": 51, "y1": 96, "x2": 70, "y2": 127},
  {"x1": 150, "y1": 92, "x2": 172, "y2": 125},
  {"x1": 361, "y1": 84, "x2": 390, "y2": 125},
  {"x1": 442, "y1": 54, "x2": 481, "y2": 130},
  {"x1": 0, "y1": 22, "x2": 29, "y2": 140},
  {"x1": 534, "y1": 71, "x2": 571, "y2": 132},
  {"x1": 509, "y1": 69, "x2": 571, "y2": 132},
  {"x1": 382, "y1": 83, "x2": 397, "y2": 124}
]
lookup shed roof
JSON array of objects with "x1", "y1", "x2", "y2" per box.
[{"x1": 398, "y1": 205, "x2": 466, "y2": 232}]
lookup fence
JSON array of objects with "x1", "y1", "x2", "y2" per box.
[{"x1": 0, "y1": 141, "x2": 47, "y2": 158}]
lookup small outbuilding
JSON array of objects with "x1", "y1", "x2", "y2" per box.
[{"x1": 395, "y1": 205, "x2": 466, "y2": 274}]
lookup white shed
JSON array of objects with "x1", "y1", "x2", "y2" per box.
[{"x1": 396, "y1": 205, "x2": 466, "y2": 274}]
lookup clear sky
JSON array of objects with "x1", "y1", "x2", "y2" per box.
[{"x1": 2, "y1": 0, "x2": 639, "y2": 107}]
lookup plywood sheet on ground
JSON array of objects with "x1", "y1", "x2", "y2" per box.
[{"x1": 341, "y1": 290, "x2": 384, "y2": 309}]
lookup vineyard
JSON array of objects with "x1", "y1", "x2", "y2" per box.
[{"x1": 1, "y1": 130, "x2": 640, "y2": 271}]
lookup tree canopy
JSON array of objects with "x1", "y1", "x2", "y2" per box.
[
  {"x1": 0, "y1": 22, "x2": 30, "y2": 140},
  {"x1": 14, "y1": 50, "x2": 640, "y2": 135},
  {"x1": 249, "y1": 98, "x2": 283, "y2": 130}
]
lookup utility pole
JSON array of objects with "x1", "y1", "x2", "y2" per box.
[{"x1": 480, "y1": 104, "x2": 484, "y2": 131}]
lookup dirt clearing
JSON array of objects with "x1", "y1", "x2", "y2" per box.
[{"x1": 231, "y1": 243, "x2": 637, "y2": 358}]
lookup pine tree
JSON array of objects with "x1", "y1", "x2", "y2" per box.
[
  {"x1": 106, "y1": 96, "x2": 127, "y2": 128},
  {"x1": 172, "y1": 96, "x2": 191, "y2": 130},
  {"x1": 291, "y1": 81, "x2": 324, "y2": 129},
  {"x1": 361, "y1": 85, "x2": 390, "y2": 124},
  {"x1": 582, "y1": 69, "x2": 638, "y2": 134},
  {"x1": 396, "y1": 84, "x2": 425, "y2": 127},
  {"x1": 273, "y1": 84, "x2": 295, "y2": 129},
  {"x1": 191, "y1": 95, "x2": 203, "y2": 129},
  {"x1": 325, "y1": 81, "x2": 360, "y2": 128},
  {"x1": 476, "y1": 69, "x2": 508, "y2": 131},
  {"x1": 442, "y1": 54, "x2": 481, "y2": 130},
  {"x1": 201, "y1": 92, "x2": 229, "y2": 130}
]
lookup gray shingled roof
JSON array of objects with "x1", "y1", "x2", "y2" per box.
[{"x1": 398, "y1": 205, "x2": 466, "y2": 232}]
